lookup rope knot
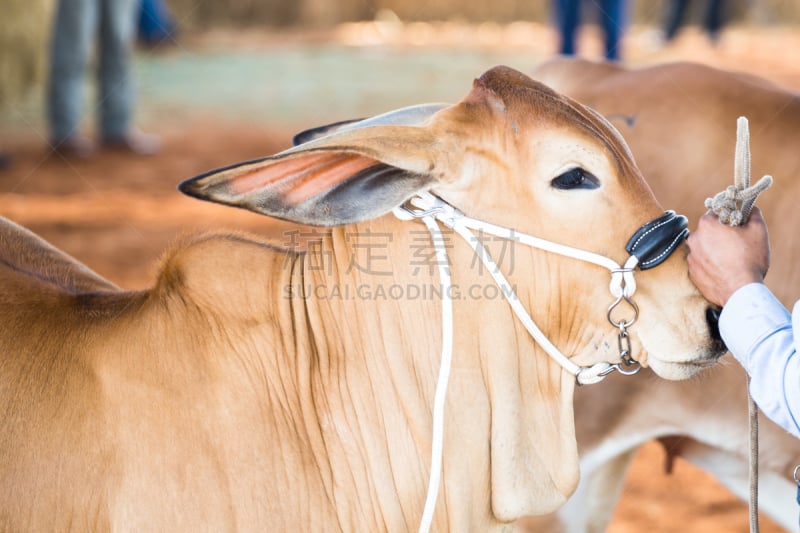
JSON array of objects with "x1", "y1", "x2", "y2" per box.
[{"x1": 704, "y1": 117, "x2": 772, "y2": 227}]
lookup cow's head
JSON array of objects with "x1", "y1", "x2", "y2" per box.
[
  {"x1": 181, "y1": 65, "x2": 725, "y2": 518},
  {"x1": 182, "y1": 65, "x2": 723, "y2": 378}
]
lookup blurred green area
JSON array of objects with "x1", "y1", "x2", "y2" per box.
[
  {"x1": 166, "y1": 0, "x2": 797, "y2": 29},
  {"x1": 0, "y1": 0, "x2": 54, "y2": 108},
  {"x1": 1, "y1": 0, "x2": 798, "y2": 132}
]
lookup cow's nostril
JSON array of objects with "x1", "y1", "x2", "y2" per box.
[{"x1": 706, "y1": 307, "x2": 723, "y2": 343}]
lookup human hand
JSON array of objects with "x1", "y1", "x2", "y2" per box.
[{"x1": 687, "y1": 207, "x2": 770, "y2": 307}]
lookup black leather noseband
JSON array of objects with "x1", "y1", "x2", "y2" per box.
[{"x1": 625, "y1": 210, "x2": 689, "y2": 270}]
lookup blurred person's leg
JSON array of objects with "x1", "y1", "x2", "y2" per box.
[
  {"x1": 99, "y1": 0, "x2": 160, "y2": 154},
  {"x1": 704, "y1": 0, "x2": 726, "y2": 43},
  {"x1": 47, "y1": 0, "x2": 98, "y2": 155},
  {"x1": 553, "y1": 0, "x2": 580, "y2": 56},
  {"x1": 138, "y1": 0, "x2": 178, "y2": 46},
  {"x1": 98, "y1": 0, "x2": 136, "y2": 140},
  {"x1": 600, "y1": 0, "x2": 626, "y2": 61},
  {"x1": 664, "y1": 0, "x2": 690, "y2": 42}
]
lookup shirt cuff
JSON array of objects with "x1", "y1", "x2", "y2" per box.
[{"x1": 719, "y1": 283, "x2": 792, "y2": 370}]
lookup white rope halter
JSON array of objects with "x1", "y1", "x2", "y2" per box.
[
  {"x1": 395, "y1": 192, "x2": 643, "y2": 384},
  {"x1": 392, "y1": 192, "x2": 667, "y2": 532}
]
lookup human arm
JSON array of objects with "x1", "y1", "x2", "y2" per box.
[
  {"x1": 718, "y1": 285, "x2": 800, "y2": 439},
  {"x1": 688, "y1": 208, "x2": 800, "y2": 438},
  {"x1": 686, "y1": 207, "x2": 770, "y2": 307}
]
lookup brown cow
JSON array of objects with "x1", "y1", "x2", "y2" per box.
[{"x1": 0, "y1": 65, "x2": 724, "y2": 532}]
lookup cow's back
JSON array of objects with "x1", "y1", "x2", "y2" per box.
[{"x1": 0, "y1": 223, "x2": 342, "y2": 530}]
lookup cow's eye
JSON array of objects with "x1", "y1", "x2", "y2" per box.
[{"x1": 551, "y1": 168, "x2": 600, "y2": 190}]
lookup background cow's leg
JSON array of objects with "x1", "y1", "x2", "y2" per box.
[{"x1": 555, "y1": 447, "x2": 638, "y2": 532}]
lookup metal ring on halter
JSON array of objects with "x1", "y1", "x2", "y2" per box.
[
  {"x1": 607, "y1": 294, "x2": 639, "y2": 328},
  {"x1": 597, "y1": 365, "x2": 618, "y2": 377},
  {"x1": 615, "y1": 356, "x2": 641, "y2": 375},
  {"x1": 397, "y1": 202, "x2": 445, "y2": 219},
  {"x1": 597, "y1": 359, "x2": 642, "y2": 377},
  {"x1": 794, "y1": 464, "x2": 800, "y2": 484},
  {"x1": 617, "y1": 327, "x2": 642, "y2": 374}
]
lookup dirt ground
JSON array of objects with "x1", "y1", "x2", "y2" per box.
[{"x1": 1, "y1": 22, "x2": 798, "y2": 532}]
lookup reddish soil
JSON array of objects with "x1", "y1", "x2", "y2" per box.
[{"x1": 1, "y1": 125, "x2": 303, "y2": 288}]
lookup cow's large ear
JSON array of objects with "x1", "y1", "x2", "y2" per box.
[
  {"x1": 292, "y1": 103, "x2": 448, "y2": 146},
  {"x1": 291, "y1": 118, "x2": 362, "y2": 146},
  {"x1": 179, "y1": 122, "x2": 446, "y2": 227}
]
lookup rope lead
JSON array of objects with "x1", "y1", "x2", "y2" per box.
[{"x1": 706, "y1": 116, "x2": 773, "y2": 533}]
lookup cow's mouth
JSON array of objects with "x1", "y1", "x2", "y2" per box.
[{"x1": 647, "y1": 344, "x2": 727, "y2": 380}]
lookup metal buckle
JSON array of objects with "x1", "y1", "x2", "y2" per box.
[
  {"x1": 398, "y1": 193, "x2": 456, "y2": 218},
  {"x1": 596, "y1": 358, "x2": 642, "y2": 378},
  {"x1": 794, "y1": 464, "x2": 800, "y2": 508},
  {"x1": 605, "y1": 296, "x2": 642, "y2": 376},
  {"x1": 615, "y1": 355, "x2": 642, "y2": 375},
  {"x1": 397, "y1": 201, "x2": 445, "y2": 219}
]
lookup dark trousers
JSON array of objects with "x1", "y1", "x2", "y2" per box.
[
  {"x1": 664, "y1": 0, "x2": 726, "y2": 41},
  {"x1": 554, "y1": 0, "x2": 627, "y2": 61}
]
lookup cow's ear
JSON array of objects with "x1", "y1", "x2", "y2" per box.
[
  {"x1": 179, "y1": 124, "x2": 443, "y2": 226},
  {"x1": 291, "y1": 118, "x2": 362, "y2": 146},
  {"x1": 292, "y1": 103, "x2": 448, "y2": 146}
]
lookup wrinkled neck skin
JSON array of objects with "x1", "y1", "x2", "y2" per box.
[{"x1": 275, "y1": 213, "x2": 625, "y2": 531}]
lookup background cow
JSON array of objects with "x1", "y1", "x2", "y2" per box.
[{"x1": 530, "y1": 57, "x2": 800, "y2": 532}]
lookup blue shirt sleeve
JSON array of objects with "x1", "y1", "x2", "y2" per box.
[{"x1": 719, "y1": 282, "x2": 800, "y2": 439}]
